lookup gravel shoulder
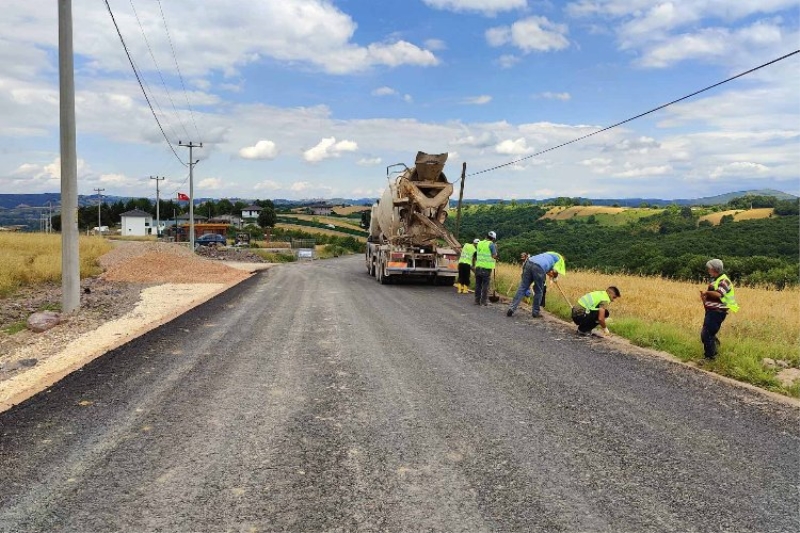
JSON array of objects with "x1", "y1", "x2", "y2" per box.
[{"x1": 0, "y1": 241, "x2": 271, "y2": 412}]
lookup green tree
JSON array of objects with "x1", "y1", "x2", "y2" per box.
[{"x1": 258, "y1": 207, "x2": 277, "y2": 228}]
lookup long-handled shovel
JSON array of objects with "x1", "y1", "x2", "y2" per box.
[
  {"x1": 553, "y1": 279, "x2": 573, "y2": 308},
  {"x1": 489, "y1": 270, "x2": 500, "y2": 302}
]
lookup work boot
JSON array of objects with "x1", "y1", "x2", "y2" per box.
[{"x1": 506, "y1": 309, "x2": 513, "y2": 317}]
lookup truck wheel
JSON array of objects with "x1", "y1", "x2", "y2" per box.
[{"x1": 378, "y1": 261, "x2": 391, "y2": 285}]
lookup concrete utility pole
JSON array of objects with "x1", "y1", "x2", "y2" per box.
[
  {"x1": 178, "y1": 141, "x2": 202, "y2": 250},
  {"x1": 150, "y1": 175, "x2": 164, "y2": 237},
  {"x1": 59, "y1": 0, "x2": 80, "y2": 313},
  {"x1": 94, "y1": 187, "x2": 105, "y2": 231}
]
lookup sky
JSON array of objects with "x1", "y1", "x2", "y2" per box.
[{"x1": 1, "y1": 0, "x2": 798, "y2": 202}]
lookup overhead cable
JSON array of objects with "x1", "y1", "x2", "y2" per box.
[
  {"x1": 102, "y1": 0, "x2": 187, "y2": 166},
  {"x1": 469, "y1": 49, "x2": 800, "y2": 177},
  {"x1": 157, "y1": 0, "x2": 202, "y2": 139},
  {"x1": 128, "y1": 0, "x2": 191, "y2": 139}
]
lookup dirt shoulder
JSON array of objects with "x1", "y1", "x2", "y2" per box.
[{"x1": 0, "y1": 241, "x2": 272, "y2": 412}]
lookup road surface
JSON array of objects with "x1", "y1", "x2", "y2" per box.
[{"x1": 1, "y1": 256, "x2": 797, "y2": 532}]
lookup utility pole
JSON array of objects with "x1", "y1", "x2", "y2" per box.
[
  {"x1": 150, "y1": 175, "x2": 164, "y2": 237},
  {"x1": 178, "y1": 141, "x2": 202, "y2": 250},
  {"x1": 455, "y1": 162, "x2": 467, "y2": 242},
  {"x1": 94, "y1": 187, "x2": 105, "y2": 232},
  {"x1": 59, "y1": 0, "x2": 80, "y2": 313}
]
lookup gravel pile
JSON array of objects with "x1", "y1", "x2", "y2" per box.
[{"x1": 101, "y1": 242, "x2": 250, "y2": 284}]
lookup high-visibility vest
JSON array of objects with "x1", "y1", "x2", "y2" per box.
[
  {"x1": 712, "y1": 274, "x2": 740, "y2": 313},
  {"x1": 459, "y1": 243, "x2": 476, "y2": 264},
  {"x1": 578, "y1": 290, "x2": 611, "y2": 311},
  {"x1": 546, "y1": 251, "x2": 566, "y2": 276},
  {"x1": 475, "y1": 240, "x2": 495, "y2": 269}
]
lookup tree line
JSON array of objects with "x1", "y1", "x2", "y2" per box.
[
  {"x1": 52, "y1": 198, "x2": 278, "y2": 231},
  {"x1": 450, "y1": 198, "x2": 799, "y2": 288}
]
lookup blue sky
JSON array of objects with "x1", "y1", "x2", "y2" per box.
[{"x1": 1, "y1": 0, "x2": 798, "y2": 201}]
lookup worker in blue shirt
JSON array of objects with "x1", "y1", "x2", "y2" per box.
[{"x1": 506, "y1": 251, "x2": 565, "y2": 318}]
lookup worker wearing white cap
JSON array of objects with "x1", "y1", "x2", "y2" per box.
[{"x1": 474, "y1": 231, "x2": 498, "y2": 306}]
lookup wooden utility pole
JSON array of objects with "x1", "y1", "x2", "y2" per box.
[{"x1": 454, "y1": 162, "x2": 466, "y2": 242}]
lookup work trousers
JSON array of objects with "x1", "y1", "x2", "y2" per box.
[
  {"x1": 474, "y1": 267, "x2": 492, "y2": 305},
  {"x1": 701, "y1": 309, "x2": 727, "y2": 359},
  {"x1": 509, "y1": 261, "x2": 536, "y2": 314},
  {"x1": 573, "y1": 309, "x2": 610, "y2": 333},
  {"x1": 458, "y1": 263, "x2": 472, "y2": 287}
]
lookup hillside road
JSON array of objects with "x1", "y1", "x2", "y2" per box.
[{"x1": 0, "y1": 255, "x2": 797, "y2": 532}]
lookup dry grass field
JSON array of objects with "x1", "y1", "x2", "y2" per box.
[
  {"x1": 332, "y1": 206, "x2": 371, "y2": 216},
  {"x1": 274, "y1": 223, "x2": 368, "y2": 241},
  {"x1": 698, "y1": 208, "x2": 775, "y2": 225},
  {"x1": 493, "y1": 262, "x2": 800, "y2": 396},
  {"x1": 0, "y1": 234, "x2": 112, "y2": 296},
  {"x1": 280, "y1": 214, "x2": 366, "y2": 231},
  {"x1": 541, "y1": 206, "x2": 628, "y2": 220}
]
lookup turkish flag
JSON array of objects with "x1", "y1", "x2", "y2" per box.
[{"x1": 177, "y1": 193, "x2": 189, "y2": 201}]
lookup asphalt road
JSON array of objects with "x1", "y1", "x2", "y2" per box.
[{"x1": 1, "y1": 255, "x2": 797, "y2": 533}]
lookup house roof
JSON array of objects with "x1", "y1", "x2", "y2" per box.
[
  {"x1": 242, "y1": 205, "x2": 262, "y2": 211},
  {"x1": 120, "y1": 209, "x2": 152, "y2": 218}
]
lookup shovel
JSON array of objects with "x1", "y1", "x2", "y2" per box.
[
  {"x1": 489, "y1": 270, "x2": 500, "y2": 303},
  {"x1": 553, "y1": 280, "x2": 573, "y2": 307}
]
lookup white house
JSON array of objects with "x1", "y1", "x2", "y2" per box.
[
  {"x1": 120, "y1": 209, "x2": 153, "y2": 236},
  {"x1": 241, "y1": 205, "x2": 262, "y2": 220}
]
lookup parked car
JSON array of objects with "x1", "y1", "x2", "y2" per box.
[{"x1": 195, "y1": 233, "x2": 227, "y2": 246}]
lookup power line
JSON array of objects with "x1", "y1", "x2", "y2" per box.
[
  {"x1": 157, "y1": 0, "x2": 201, "y2": 139},
  {"x1": 469, "y1": 49, "x2": 800, "y2": 177},
  {"x1": 128, "y1": 0, "x2": 191, "y2": 139},
  {"x1": 102, "y1": 0, "x2": 187, "y2": 166}
]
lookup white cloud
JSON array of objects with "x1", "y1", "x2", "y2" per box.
[
  {"x1": 487, "y1": 16, "x2": 570, "y2": 53},
  {"x1": 463, "y1": 95, "x2": 493, "y2": 105},
  {"x1": 303, "y1": 137, "x2": 359, "y2": 163},
  {"x1": 495, "y1": 138, "x2": 532, "y2": 155},
  {"x1": 614, "y1": 164, "x2": 672, "y2": 178},
  {"x1": 452, "y1": 132, "x2": 497, "y2": 148},
  {"x1": 290, "y1": 181, "x2": 334, "y2": 194},
  {"x1": 253, "y1": 180, "x2": 282, "y2": 191},
  {"x1": 424, "y1": 39, "x2": 447, "y2": 51},
  {"x1": 98, "y1": 173, "x2": 129, "y2": 184},
  {"x1": 422, "y1": 0, "x2": 527, "y2": 15},
  {"x1": 372, "y1": 86, "x2": 397, "y2": 96},
  {"x1": 357, "y1": 157, "x2": 382, "y2": 166},
  {"x1": 239, "y1": 140, "x2": 278, "y2": 160},
  {"x1": 537, "y1": 92, "x2": 571, "y2": 101},
  {"x1": 710, "y1": 161, "x2": 770, "y2": 179},
  {"x1": 403, "y1": 94, "x2": 414, "y2": 103},
  {"x1": 199, "y1": 177, "x2": 224, "y2": 190},
  {"x1": 496, "y1": 54, "x2": 521, "y2": 68}
]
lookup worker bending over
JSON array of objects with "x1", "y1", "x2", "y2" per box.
[
  {"x1": 572, "y1": 286, "x2": 621, "y2": 337},
  {"x1": 506, "y1": 251, "x2": 565, "y2": 318}
]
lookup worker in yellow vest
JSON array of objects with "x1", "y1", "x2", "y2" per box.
[
  {"x1": 474, "y1": 231, "x2": 498, "y2": 306},
  {"x1": 700, "y1": 258, "x2": 739, "y2": 360},
  {"x1": 456, "y1": 238, "x2": 479, "y2": 294},
  {"x1": 572, "y1": 286, "x2": 621, "y2": 337}
]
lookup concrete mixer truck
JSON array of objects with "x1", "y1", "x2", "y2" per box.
[{"x1": 366, "y1": 151, "x2": 462, "y2": 285}]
